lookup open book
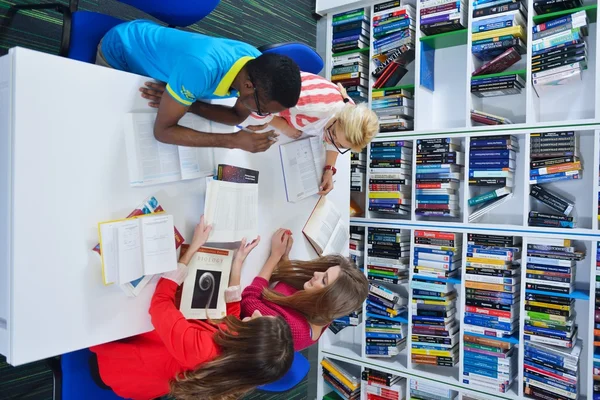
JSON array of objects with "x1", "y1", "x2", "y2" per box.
[
  {"x1": 279, "y1": 136, "x2": 327, "y2": 202},
  {"x1": 93, "y1": 196, "x2": 185, "y2": 296},
  {"x1": 98, "y1": 214, "x2": 178, "y2": 286},
  {"x1": 124, "y1": 112, "x2": 218, "y2": 187},
  {"x1": 204, "y1": 179, "x2": 259, "y2": 242},
  {"x1": 303, "y1": 196, "x2": 350, "y2": 256},
  {"x1": 180, "y1": 246, "x2": 234, "y2": 319}
]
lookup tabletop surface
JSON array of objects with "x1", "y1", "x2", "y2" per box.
[{"x1": 2, "y1": 47, "x2": 350, "y2": 365}]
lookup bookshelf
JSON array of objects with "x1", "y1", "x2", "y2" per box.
[{"x1": 319, "y1": 0, "x2": 600, "y2": 399}]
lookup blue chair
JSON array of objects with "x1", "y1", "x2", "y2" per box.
[
  {"x1": 48, "y1": 348, "x2": 124, "y2": 400},
  {"x1": 2, "y1": 0, "x2": 220, "y2": 63},
  {"x1": 259, "y1": 42, "x2": 324, "y2": 75},
  {"x1": 258, "y1": 351, "x2": 311, "y2": 392}
]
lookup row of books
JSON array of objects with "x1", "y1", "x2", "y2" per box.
[
  {"x1": 410, "y1": 379, "x2": 458, "y2": 400},
  {"x1": 351, "y1": 150, "x2": 366, "y2": 192},
  {"x1": 471, "y1": 0, "x2": 527, "y2": 98},
  {"x1": 416, "y1": 138, "x2": 464, "y2": 220},
  {"x1": 594, "y1": 243, "x2": 600, "y2": 400},
  {"x1": 362, "y1": 369, "x2": 406, "y2": 400},
  {"x1": 373, "y1": 87, "x2": 415, "y2": 132},
  {"x1": 368, "y1": 140, "x2": 413, "y2": 217},
  {"x1": 419, "y1": 0, "x2": 466, "y2": 35},
  {"x1": 322, "y1": 357, "x2": 361, "y2": 400},
  {"x1": 371, "y1": 1, "x2": 416, "y2": 90},
  {"x1": 467, "y1": 135, "x2": 517, "y2": 222},
  {"x1": 411, "y1": 230, "x2": 461, "y2": 367},
  {"x1": 470, "y1": 109, "x2": 513, "y2": 126},
  {"x1": 332, "y1": 8, "x2": 370, "y2": 103},
  {"x1": 462, "y1": 233, "x2": 521, "y2": 393},
  {"x1": 523, "y1": 237, "x2": 584, "y2": 400},
  {"x1": 531, "y1": 10, "x2": 589, "y2": 97}
]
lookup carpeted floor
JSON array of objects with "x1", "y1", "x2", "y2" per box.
[{"x1": 0, "y1": 1, "x2": 317, "y2": 398}]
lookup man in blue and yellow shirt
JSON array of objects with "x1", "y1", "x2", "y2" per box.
[{"x1": 97, "y1": 20, "x2": 301, "y2": 153}]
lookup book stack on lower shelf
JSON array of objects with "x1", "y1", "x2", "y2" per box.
[
  {"x1": 410, "y1": 230, "x2": 461, "y2": 368},
  {"x1": 349, "y1": 226, "x2": 365, "y2": 267},
  {"x1": 362, "y1": 368, "x2": 406, "y2": 400},
  {"x1": 368, "y1": 140, "x2": 413, "y2": 217},
  {"x1": 366, "y1": 283, "x2": 408, "y2": 358},
  {"x1": 528, "y1": 131, "x2": 580, "y2": 228},
  {"x1": 522, "y1": 237, "x2": 584, "y2": 400},
  {"x1": 371, "y1": 1, "x2": 416, "y2": 91},
  {"x1": 367, "y1": 227, "x2": 410, "y2": 285},
  {"x1": 322, "y1": 357, "x2": 361, "y2": 400},
  {"x1": 351, "y1": 150, "x2": 366, "y2": 192},
  {"x1": 470, "y1": 1, "x2": 527, "y2": 98},
  {"x1": 468, "y1": 135, "x2": 518, "y2": 222},
  {"x1": 463, "y1": 233, "x2": 521, "y2": 393},
  {"x1": 419, "y1": 0, "x2": 466, "y2": 35},
  {"x1": 531, "y1": 10, "x2": 589, "y2": 97},
  {"x1": 594, "y1": 243, "x2": 600, "y2": 400},
  {"x1": 409, "y1": 379, "x2": 458, "y2": 400},
  {"x1": 372, "y1": 88, "x2": 415, "y2": 132},
  {"x1": 415, "y1": 138, "x2": 464, "y2": 220}
]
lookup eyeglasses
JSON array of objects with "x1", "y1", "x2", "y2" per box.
[
  {"x1": 326, "y1": 120, "x2": 350, "y2": 154},
  {"x1": 249, "y1": 76, "x2": 270, "y2": 117}
]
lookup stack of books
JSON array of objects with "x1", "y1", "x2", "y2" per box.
[
  {"x1": 531, "y1": 10, "x2": 588, "y2": 97},
  {"x1": 419, "y1": 0, "x2": 467, "y2": 35},
  {"x1": 530, "y1": 131, "x2": 581, "y2": 184},
  {"x1": 371, "y1": 88, "x2": 415, "y2": 132},
  {"x1": 351, "y1": 150, "x2": 367, "y2": 192},
  {"x1": 410, "y1": 230, "x2": 460, "y2": 368},
  {"x1": 321, "y1": 357, "x2": 361, "y2": 400},
  {"x1": 463, "y1": 233, "x2": 521, "y2": 393},
  {"x1": 371, "y1": 1, "x2": 415, "y2": 90},
  {"x1": 367, "y1": 227, "x2": 410, "y2": 285},
  {"x1": 349, "y1": 226, "x2": 365, "y2": 267},
  {"x1": 529, "y1": 184, "x2": 576, "y2": 228},
  {"x1": 471, "y1": 2, "x2": 527, "y2": 98},
  {"x1": 362, "y1": 369, "x2": 406, "y2": 399},
  {"x1": 366, "y1": 283, "x2": 408, "y2": 358},
  {"x1": 331, "y1": 8, "x2": 369, "y2": 103},
  {"x1": 415, "y1": 138, "x2": 464, "y2": 219},
  {"x1": 470, "y1": 109, "x2": 513, "y2": 125},
  {"x1": 410, "y1": 379, "x2": 458, "y2": 400},
  {"x1": 467, "y1": 135, "x2": 518, "y2": 222},
  {"x1": 368, "y1": 140, "x2": 413, "y2": 216},
  {"x1": 329, "y1": 311, "x2": 361, "y2": 334},
  {"x1": 595, "y1": 245, "x2": 600, "y2": 400}
]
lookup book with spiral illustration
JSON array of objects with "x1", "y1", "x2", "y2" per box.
[{"x1": 179, "y1": 246, "x2": 234, "y2": 320}]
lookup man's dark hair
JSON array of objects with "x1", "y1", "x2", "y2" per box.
[{"x1": 246, "y1": 53, "x2": 301, "y2": 108}]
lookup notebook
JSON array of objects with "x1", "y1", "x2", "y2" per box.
[
  {"x1": 279, "y1": 136, "x2": 327, "y2": 202},
  {"x1": 303, "y1": 196, "x2": 350, "y2": 256}
]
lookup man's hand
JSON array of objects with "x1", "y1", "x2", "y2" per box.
[
  {"x1": 233, "y1": 129, "x2": 279, "y2": 153},
  {"x1": 318, "y1": 170, "x2": 334, "y2": 195},
  {"x1": 243, "y1": 123, "x2": 270, "y2": 132},
  {"x1": 140, "y1": 81, "x2": 166, "y2": 108}
]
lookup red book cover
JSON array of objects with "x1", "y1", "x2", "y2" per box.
[
  {"x1": 373, "y1": 62, "x2": 399, "y2": 89},
  {"x1": 472, "y1": 46, "x2": 521, "y2": 76}
]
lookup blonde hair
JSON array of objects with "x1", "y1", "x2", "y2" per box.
[{"x1": 336, "y1": 103, "x2": 379, "y2": 151}]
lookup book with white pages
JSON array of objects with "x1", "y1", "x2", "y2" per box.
[
  {"x1": 179, "y1": 246, "x2": 234, "y2": 319},
  {"x1": 468, "y1": 193, "x2": 514, "y2": 222},
  {"x1": 204, "y1": 178, "x2": 259, "y2": 242},
  {"x1": 98, "y1": 214, "x2": 178, "y2": 286},
  {"x1": 124, "y1": 112, "x2": 231, "y2": 187},
  {"x1": 279, "y1": 136, "x2": 327, "y2": 203},
  {"x1": 303, "y1": 196, "x2": 350, "y2": 256}
]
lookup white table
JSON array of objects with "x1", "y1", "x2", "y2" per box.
[{"x1": 0, "y1": 47, "x2": 350, "y2": 366}]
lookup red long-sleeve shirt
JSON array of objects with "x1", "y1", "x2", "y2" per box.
[
  {"x1": 241, "y1": 277, "x2": 325, "y2": 351},
  {"x1": 90, "y1": 278, "x2": 239, "y2": 400}
]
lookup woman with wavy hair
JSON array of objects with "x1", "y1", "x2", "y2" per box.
[
  {"x1": 241, "y1": 229, "x2": 369, "y2": 351},
  {"x1": 90, "y1": 217, "x2": 294, "y2": 400}
]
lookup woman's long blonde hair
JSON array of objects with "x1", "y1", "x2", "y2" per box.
[
  {"x1": 336, "y1": 103, "x2": 379, "y2": 151},
  {"x1": 170, "y1": 315, "x2": 293, "y2": 400},
  {"x1": 262, "y1": 255, "x2": 369, "y2": 326}
]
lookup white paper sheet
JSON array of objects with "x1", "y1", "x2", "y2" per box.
[
  {"x1": 140, "y1": 215, "x2": 178, "y2": 275},
  {"x1": 116, "y1": 219, "x2": 144, "y2": 285},
  {"x1": 279, "y1": 137, "x2": 320, "y2": 203}
]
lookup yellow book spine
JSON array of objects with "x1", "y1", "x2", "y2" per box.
[
  {"x1": 331, "y1": 71, "x2": 362, "y2": 80},
  {"x1": 411, "y1": 349, "x2": 454, "y2": 357},
  {"x1": 526, "y1": 301, "x2": 571, "y2": 311},
  {"x1": 320, "y1": 360, "x2": 358, "y2": 391},
  {"x1": 412, "y1": 299, "x2": 454, "y2": 305},
  {"x1": 369, "y1": 192, "x2": 408, "y2": 199},
  {"x1": 465, "y1": 281, "x2": 514, "y2": 292},
  {"x1": 466, "y1": 257, "x2": 507, "y2": 265},
  {"x1": 472, "y1": 25, "x2": 525, "y2": 41},
  {"x1": 97, "y1": 222, "x2": 111, "y2": 286}
]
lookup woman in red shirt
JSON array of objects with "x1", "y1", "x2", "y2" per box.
[
  {"x1": 241, "y1": 229, "x2": 369, "y2": 351},
  {"x1": 90, "y1": 217, "x2": 294, "y2": 400}
]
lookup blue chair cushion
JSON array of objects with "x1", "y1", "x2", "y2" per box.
[
  {"x1": 67, "y1": 11, "x2": 124, "y2": 64},
  {"x1": 117, "y1": 0, "x2": 220, "y2": 27},
  {"x1": 61, "y1": 348, "x2": 124, "y2": 400},
  {"x1": 259, "y1": 43, "x2": 324, "y2": 75},
  {"x1": 258, "y1": 352, "x2": 311, "y2": 392}
]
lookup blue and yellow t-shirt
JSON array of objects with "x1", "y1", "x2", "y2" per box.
[{"x1": 101, "y1": 20, "x2": 262, "y2": 105}]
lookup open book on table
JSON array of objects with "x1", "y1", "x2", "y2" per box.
[
  {"x1": 98, "y1": 214, "x2": 178, "y2": 287},
  {"x1": 279, "y1": 136, "x2": 327, "y2": 203},
  {"x1": 179, "y1": 246, "x2": 234, "y2": 319},
  {"x1": 204, "y1": 179, "x2": 259, "y2": 243},
  {"x1": 124, "y1": 112, "x2": 233, "y2": 187},
  {"x1": 303, "y1": 196, "x2": 349, "y2": 256}
]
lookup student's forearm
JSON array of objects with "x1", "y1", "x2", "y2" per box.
[
  {"x1": 325, "y1": 150, "x2": 339, "y2": 167},
  {"x1": 271, "y1": 116, "x2": 301, "y2": 137},
  {"x1": 229, "y1": 263, "x2": 242, "y2": 287},
  {"x1": 258, "y1": 255, "x2": 282, "y2": 281},
  {"x1": 178, "y1": 247, "x2": 197, "y2": 266},
  {"x1": 155, "y1": 124, "x2": 235, "y2": 148},
  {"x1": 190, "y1": 102, "x2": 246, "y2": 126}
]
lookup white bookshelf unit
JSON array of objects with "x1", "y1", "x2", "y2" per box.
[{"x1": 319, "y1": 0, "x2": 600, "y2": 399}]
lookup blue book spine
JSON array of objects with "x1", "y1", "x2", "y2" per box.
[
  {"x1": 470, "y1": 139, "x2": 513, "y2": 147},
  {"x1": 465, "y1": 312, "x2": 514, "y2": 322},
  {"x1": 333, "y1": 28, "x2": 363, "y2": 39},
  {"x1": 414, "y1": 248, "x2": 456, "y2": 256},
  {"x1": 332, "y1": 34, "x2": 363, "y2": 44},
  {"x1": 417, "y1": 173, "x2": 459, "y2": 179},
  {"x1": 474, "y1": 20, "x2": 515, "y2": 33},
  {"x1": 467, "y1": 246, "x2": 518, "y2": 255},
  {"x1": 532, "y1": 14, "x2": 573, "y2": 33},
  {"x1": 469, "y1": 159, "x2": 512, "y2": 167},
  {"x1": 373, "y1": 29, "x2": 410, "y2": 47},
  {"x1": 524, "y1": 325, "x2": 569, "y2": 338},
  {"x1": 464, "y1": 317, "x2": 513, "y2": 331},
  {"x1": 412, "y1": 315, "x2": 446, "y2": 322},
  {"x1": 530, "y1": 172, "x2": 580, "y2": 183},
  {"x1": 523, "y1": 372, "x2": 577, "y2": 393},
  {"x1": 415, "y1": 167, "x2": 455, "y2": 173},
  {"x1": 469, "y1": 150, "x2": 513, "y2": 158},
  {"x1": 524, "y1": 359, "x2": 577, "y2": 381},
  {"x1": 415, "y1": 194, "x2": 454, "y2": 200},
  {"x1": 415, "y1": 200, "x2": 452, "y2": 204},
  {"x1": 526, "y1": 263, "x2": 571, "y2": 273},
  {"x1": 373, "y1": 18, "x2": 411, "y2": 34},
  {"x1": 464, "y1": 350, "x2": 509, "y2": 364},
  {"x1": 523, "y1": 344, "x2": 566, "y2": 365},
  {"x1": 465, "y1": 365, "x2": 511, "y2": 380},
  {"x1": 366, "y1": 332, "x2": 404, "y2": 339}
]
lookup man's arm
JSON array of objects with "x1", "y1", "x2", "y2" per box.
[
  {"x1": 154, "y1": 93, "x2": 277, "y2": 152},
  {"x1": 190, "y1": 98, "x2": 251, "y2": 126}
]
